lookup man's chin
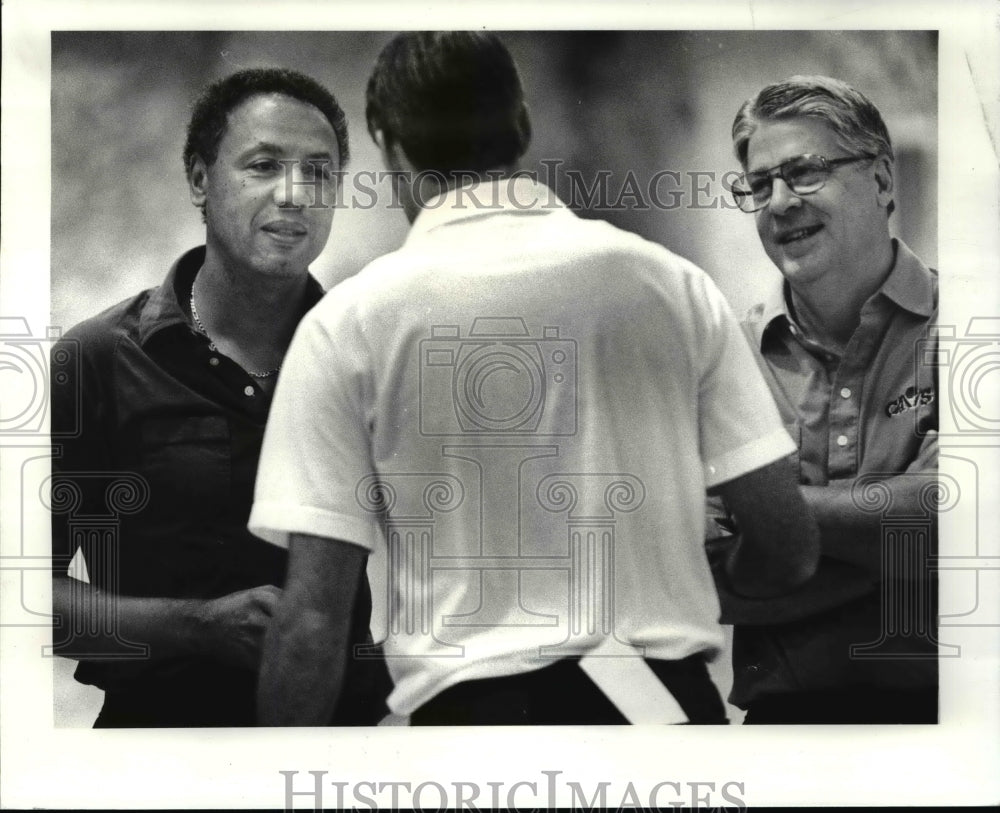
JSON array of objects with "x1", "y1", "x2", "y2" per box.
[
  {"x1": 767, "y1": 243, "x2": 823, "y2": 281},
  {"x1": 252, "y1": 249, "x2": 318, "y2": 278},
  {"x1": 774, "y1": 256, "x2": 823, "y2": 287}
]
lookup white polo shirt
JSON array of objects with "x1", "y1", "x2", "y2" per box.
[{"x1": 250, "y1": 177, "x2": 793, "y2": 715}]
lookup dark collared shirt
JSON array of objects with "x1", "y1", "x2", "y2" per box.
[
  {"x1": 51, "y1": 247, "x2": 382, "y2": 726},
  {"x1": 730, "y1": 238, "x2": 939, "y2": 707}
]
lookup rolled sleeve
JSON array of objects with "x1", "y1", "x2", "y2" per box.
[
  {"x1": 696, "y1": 277, "x2": 792, "y2": 487},
  {"x1": 248, "y1": 504, "x2": 381, "y2": 552},
  {"x1": 703, "y1": 428, "x2": 796, "y2": 489}
]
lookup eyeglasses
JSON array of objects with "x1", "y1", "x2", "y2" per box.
[{"x1": 730, "y1": 153, "x2": 875, "y2": 213}]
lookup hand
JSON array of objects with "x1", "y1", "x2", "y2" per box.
[{"x1": 196, "y1": 585, "x2": 282, "y2": 671}]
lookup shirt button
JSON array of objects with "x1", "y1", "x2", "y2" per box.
[
  {"x1": 840, "y1": 387, "x2": 851, "y2": 399},
  {"x1": 209, "y1": 357, "x2": 220, "y2": 367},
  {"x1": 244, "y1": 385, "x2": 255, "y2": 397},
  {"x1": 836, "y1": 434, "x2": 849, "y2": 447}
]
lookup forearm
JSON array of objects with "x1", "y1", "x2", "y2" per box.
[
  {"x1": 257, "y1": 607, "x2": 347, "y2": 726},
  {"x1": 717, "y1": 456, "x2": 820, "y2": 597},
  {"x1": 804, "y1": 472, "x2": 938, "y2": 578},
  {"x1": 52, "y1": 575, "x2": 207, "y2": 661},
  {"x1": 725, "y1": 521, "x2": 818, "y2": 597},
  {"x1": 256, "y1": 533, "x2": 367, "y2": 726}
]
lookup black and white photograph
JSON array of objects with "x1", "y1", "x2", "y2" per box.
[{"x1": 1, "y1": 0, "x2": 998, "y2": 809}]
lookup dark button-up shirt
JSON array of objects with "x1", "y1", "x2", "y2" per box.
[
  {"x1": 51, "y1": 247, "x2": 382, "y2": 725},
  {"x1": 730, "y1": 238, "x2": 939, "y2": 706}
]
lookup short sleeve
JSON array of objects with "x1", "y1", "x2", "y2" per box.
[
  {"x1": 248, "y1": 303, "x2": 382, "y2": 552},
  {"x1": 694, "y1": 277, "x2": 794, "y2": 488}
]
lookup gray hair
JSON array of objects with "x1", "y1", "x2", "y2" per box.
[{"x1": 732, "y1": 75, "x2": 895, "y2": 215}]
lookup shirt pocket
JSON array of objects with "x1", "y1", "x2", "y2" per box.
[{"x1": 139, "y1": 415, "x2": 232, "y2": 516}]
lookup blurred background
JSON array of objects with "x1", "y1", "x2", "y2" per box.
[
  {"x1": 51, "y1": 30, "x2": 937, "y2": 726},
  {"x1": 53, "y1": 31, "x2": 936, "y2": 328}
]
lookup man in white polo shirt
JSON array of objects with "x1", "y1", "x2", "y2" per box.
[{"x1": 250, "y1": 32, "x2": 820, "y2": 725}]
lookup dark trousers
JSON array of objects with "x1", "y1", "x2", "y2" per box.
[
  {"x1": 93, "y1": 642, "x2": 392, "y2": 728},
  {"x1": 410, "y1": 654, "x2": 727, "y2": 725},
  {"x1": 743, "y1": 687, "x2": 938, "y2": 724}
]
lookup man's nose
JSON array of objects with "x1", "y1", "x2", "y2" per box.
[
  {"x1": 766, "y1": 178, "x2": 802, "y2": 215},
  {"x1": 274, "y1": 162, "x2": 320, "y2": 208}
]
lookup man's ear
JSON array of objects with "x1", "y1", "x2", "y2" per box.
[
  {"x1": 515, "y1": 102, "x2": 532, "y2": 153},
  {"x1": 873, "y1": 154, "x2": 894, "y2": 210},
  {"x1": 187, "y1": 156, "x2": 208, "y2": 208}
]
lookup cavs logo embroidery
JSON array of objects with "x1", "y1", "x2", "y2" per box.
[{"x1": 885, "y1": 385, "x2": 934, "y2": 417}]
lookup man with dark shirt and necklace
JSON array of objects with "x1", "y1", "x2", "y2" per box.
[{"x1": 50, "y1": 68, "x2": 389, "y2": 727}]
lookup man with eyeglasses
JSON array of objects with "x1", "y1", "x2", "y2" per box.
[{"x1": 721, "y1": 75, "x2": 939, "y2": 724}]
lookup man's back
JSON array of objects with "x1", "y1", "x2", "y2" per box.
[
  {"x1": 252, "y1": 178, "x2": 796, "y2": 715},
  {"x1": 252, "y1": 31, "x2": 817, "y2": 727}
]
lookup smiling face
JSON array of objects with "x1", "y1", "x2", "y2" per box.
[
  {"x1": 188, "y1": 93, "x2": 341, "y2": 280},
  {"x1": 746, "y1": 116, "x2": 894, "y2": 295}
]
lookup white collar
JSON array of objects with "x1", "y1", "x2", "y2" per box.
[{"x1": 406, "y1": 175, "x2": 569, "y2": 243}]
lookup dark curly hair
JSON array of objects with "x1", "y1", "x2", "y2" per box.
[
  {"x1": 365, "y1": 32, "x2": 530, "y2": 176},
  {"x1": 183, "y1": 67, "x2": 349, "y2": 174}
]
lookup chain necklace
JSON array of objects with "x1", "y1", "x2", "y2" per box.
[{"x1": 189, "y1": 290, "x2": 280, "y2": 379}]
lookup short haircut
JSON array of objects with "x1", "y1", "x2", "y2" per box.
[
  {"x1": 365, "y1": 31, "x2": 531, "y2": 176},
  {"x1": 732, "y1": 75, "x2": 895, "y2": 215},
  {"x1": 183, "y1": 67, "x2": 349, "y2": 173}
]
